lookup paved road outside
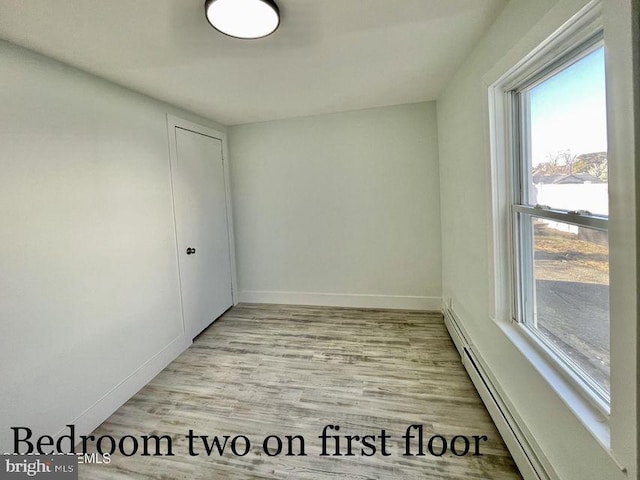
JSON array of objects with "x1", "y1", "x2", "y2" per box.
[{"x1": 535, "y1": 279, "x2": 609, "y2": 391}]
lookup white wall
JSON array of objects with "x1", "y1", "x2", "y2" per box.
[
  {"x1": 534, "y1": 183, "x2": 609, "y2": 216},
  {"x1": 437, "y1": 0, "x2": 637, "y2": 479},
  {"x1": 0, "y1": 40, "x2": 224, "y2": 452},
  {"x1": 229, "y1": 103, "x2": 441, "y2": 310}
]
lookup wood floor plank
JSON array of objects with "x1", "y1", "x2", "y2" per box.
[{"x1": 80, "y1": 304, "x2": 522, "y2": 479}]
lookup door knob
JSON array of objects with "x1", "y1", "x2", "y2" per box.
[{"x1": 186, "y1": 247, "x2": 196, "y2": 255}]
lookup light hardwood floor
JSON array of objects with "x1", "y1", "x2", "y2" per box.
[{"x1": 81, "y1": 304, "x2": 522, "y2": 479}]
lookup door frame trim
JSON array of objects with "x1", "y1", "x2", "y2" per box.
[{"x1": 166, "y1": 114, "x2": 239, "y2": 339}]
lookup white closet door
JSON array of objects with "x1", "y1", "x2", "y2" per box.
[{"x1": 173, "y1": 126, "x2": 233, "y2": 339}]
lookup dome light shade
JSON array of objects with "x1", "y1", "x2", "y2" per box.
[{"x1": 204, "y1": 0, "x2": 280, "y2": 39}]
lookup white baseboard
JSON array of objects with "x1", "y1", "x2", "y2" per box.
[
  {"x1": 58, "y1": 334, "x2": 190, "y2": 445},
  {"x1": 239, "y1": 290, "x2": 441, "y2": 311},
  {"x1": 443, "y1": 306, "x2": 559, "y2": 480}
]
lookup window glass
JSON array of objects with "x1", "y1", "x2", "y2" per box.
[
  {"x1": 528, "y1": 215, "x2": 610, "y2": 393},
  {"x1": 525, "y1": 47, "x2": 608, "y2": 215},
  {"x1": 510, "y1": 39, "x2": 611, "y2": 404}
]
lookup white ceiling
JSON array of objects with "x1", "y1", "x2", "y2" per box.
[{"x1": 0, "y1": 0, "x2": 506, "y2": 126}]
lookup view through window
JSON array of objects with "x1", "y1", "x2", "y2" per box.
[{"x1": 514, "y1": 44, "x2": 609, "y2": 401}]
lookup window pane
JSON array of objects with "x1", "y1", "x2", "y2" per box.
[
  {"x1": 528, "y1": 215, "x2": 610, "y2": 395},
  {"x1": 525, "y1": 47, "x2": 608, "y2": 215}
]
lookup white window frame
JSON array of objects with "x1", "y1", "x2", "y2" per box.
[{"x1": 488, "y1": 2, "x2": 610, "y2": 416}]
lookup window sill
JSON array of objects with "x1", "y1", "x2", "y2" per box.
[{"x1": 491, "y1": 315, "x2": 613, "y2": 455}]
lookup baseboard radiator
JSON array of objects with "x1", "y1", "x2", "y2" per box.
[{"x1": 443, "y1": 306, "x2": 558, "y2": 480}]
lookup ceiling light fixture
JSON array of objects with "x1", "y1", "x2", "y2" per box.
[{"x1": 204, "y1": 0, "x2": 280, "y2": 39}]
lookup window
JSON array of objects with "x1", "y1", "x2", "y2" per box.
[{"x1": 507, "y1": 33, "x2": 610, "y2": 408}]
